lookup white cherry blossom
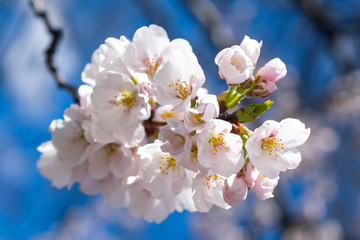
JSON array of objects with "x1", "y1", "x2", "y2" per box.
[
  {"x1": 138, "y1": 140, "x2": 187, "y2": 198},
  {"x1": 37, "y1": 141, "x2": 74, "y2": 188},
  {"x1": 253, "y1": 174, "x2": 279, "y2": 200},
  {"x1": 197, "y1": 119, "x2": 244, "y2": 177},
  {"x1": 180, "y1": 134, "x2": 208, "y2": 173},
  {"x1": 239, "y1": 35, "x2": 262, "y2": 66},
  {"x1": 131, "y1": 24, "x2": 192, "y2": 78},
  {"x1": 183, "y1": 94, "x2": 219, "y2": 131},
  {"x1": 87, "y1": 143, "x2": 134, "y2": 180},
  {"x1": 246, "y1": 118, "x2": 310, "y2": 178},
  {"x1": 158, "y1": 118, "x2": 188, "y2": 156},
  {"x1": 215, "y1": 46, "x2": 254, "y2": 85},
  {"x1": 192, "y1": 171, "x2": 230, "y2": 212},
  {"x1": 91, "y1": 72, "x2": 150, "y2": 131},
  {"x1": 153, "y1": 50, "x2": 205, "y2": 111},
  {"x1": 51, "y1": 105, "x2": 91, "y2": 168}
]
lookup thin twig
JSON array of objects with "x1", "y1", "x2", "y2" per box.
[{"x1": 29, "y1": 0, "x2": 79, "y2": 103}]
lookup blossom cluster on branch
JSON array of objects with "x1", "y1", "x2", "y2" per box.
[{"x1": 37, "y1": 25, "x2": 310, "y2": 223}]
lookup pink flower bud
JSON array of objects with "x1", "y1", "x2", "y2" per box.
[
  {"x1": 253, "y1": 174, "x2": 279, "y2": 200},
  {"x1": 223, "y1": 174, "x2": 248, "y2": 206},
  {"x1": 256, "y1": 58, "x2": 287, "y2": 83},
  {"x1": 251, "y1": 80, "x2": 277, "y2": 98},
  {"x1": 244, "y1": 162, "x2": 259, "y2": 188}
]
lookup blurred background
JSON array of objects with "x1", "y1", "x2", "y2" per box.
[{"x1": 1, "y1": 0, "x2": 360, "y2": 239}]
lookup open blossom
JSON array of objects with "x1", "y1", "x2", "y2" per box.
[
  {"x1": 86, "y1": 143, "x2": 134, "y2": 180},
  {"x1": 82, "y1": 36, "x2": 134, "y2": 87},
  {"x1": 192, "y1": 171, "x2": 230, "y2": 212},
  {"x1": 51, "y1": 105, "x2": 91, "y2": 168},
  {"x1": 197, "y1": 119, "x2": 244, "y2": 177},
  {"x1": 158, "y1": 118, "x2": 188, "y2": 157},
  {"x1": 138, "y1": 140, "x2": 187, "y2": 198},
  {"x1": 91, "y1": 72, "x2": 150, "y2": 130},
  {"x1": 239, "y1": 35, "x2": 262, "y2": 65},
  {"x1": 180, "y1": 134, "x2": 208, "y2": 173},
  {"x1": 37, "y1": 141, "x2": 75, "y2": 188},
  {"x1": 215, "y1": 35, "x2": 261, "y2": 85},
  {"x1": 253, "y1": 174, "x2": 279, "y2": 200},
  {"x1": 223, "y1": 174, "x2": 248, "y2": 206},
  {"x1": 131, "y1": 24, "x2": 192, "y2": 78},
  {"x1": 246, "y1": 118, "x2": 310, "y2": 178},
  {"x1": 153, "y1": 50, "x2": 205, "y2": 111},
  {"x1": 183, "y1": 94, "x2": 219, "y2": 131}
]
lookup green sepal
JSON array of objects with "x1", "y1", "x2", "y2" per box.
[{"x1": 235, "y1": 100, "x2": 273, "y2": 123}]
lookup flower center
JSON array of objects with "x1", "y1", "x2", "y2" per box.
[
  {"x1": 168, "y1": 79, "x2": 191, "y2": 99},
  {"x1": 191, "y1": 113, "x2": 203, "y2": 123},
  {"x1": 73, "y1": 128, "x2": 88, "y2": 147},
  {"x1": 230, "y1": 57, "x2": 243, "y2": 72},
  {"x1": 205, "y1": 174, "x2": 223, "y2": 190},
  {"x1": 104, "y1": 143, "x2": 119, "y2": 162},
  {"x1": 144, "y1": 57, "x2": 162, "y2": 77},
  {"x1": 262, "y1": 137, "x2": 284, "y2": 157},
  {"x1": 110, "y1": 91, "x2": 136, "y2": 111},
  {"x1": 158, "y1": 154, "x2": 178, "y2": 175},
  {"x1": 209, "y1": 133, "x2": 227, "y2": 155},
  {"x1": 190, "y1": 142, "x2": 198, "y2": 161}
]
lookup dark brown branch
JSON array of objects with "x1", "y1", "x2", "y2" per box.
[{"x1": 29, "y1": 1, "x2": 79, "y2": 104}]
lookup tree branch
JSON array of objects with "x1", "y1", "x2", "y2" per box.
[{"x1": 29, "y1": 0, "x2": 79, "y2": 104}]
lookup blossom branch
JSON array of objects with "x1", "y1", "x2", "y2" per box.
[{"x1": 29, "y1": 0, "x2": 79, "y2": 104}]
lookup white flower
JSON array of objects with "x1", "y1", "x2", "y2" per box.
[
  {"x1": 37, "y1": 141, "x2": 74, "y2": 188},
  {"x1": 138, "y1": 141, "x2": 187, "y2": 198},
  {"x1": 127, "y1": 180, "x2": 179, "y2": 223},
  {"x1": 91, "y1": 72, "x2": 150, "y2": 130},
  {"x1": 215, "y1": 47, "x2": 254, "y2": 85},
  {"x1": 222, "y1": 174, "x2": 248, "y2": 206},
  {"x1": 253, "y1": 174, "x2": 279, "y2": 200},
  {"x1": 192, "y1": 171, "x2": 230, "y2": 212},
  {"x1": 239, "y1": 35, "x2": 262, "y2": 66},
  {"x1": 131, "y1": 24, "x2": 192, "y2": 78},
  {"x1": 51, "y1": 105, "x2": 90, "y2": 168},
  {"x1": 153, "y1": 50, "x2": 205, "y2": 111},
  {"x1": 81, "y1": 36, "x2": 132, "y2": 87},
  {"x1": 246, "y1": 118, "x2": 310, "y2": 178},
  {"x1": 158, "y1": 118, "x2": 188, "y2": 156},
  {"x1": 86, "y1": 143, "x2": 134, "y2": 180},
  {"x1": 197, "y1": 119, "x2": 244, "y2": 177},
  {"x1": 80, "y1": 174, "x2": 130, "y2": 208},
  {"x1": 183, "y1": 94, "x2": 219, "y2": 131},
  {"x1": 180, "y1": 134, "x2": 208, "y2": 173}
]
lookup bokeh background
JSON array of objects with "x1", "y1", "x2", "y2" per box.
[{"x1": 1, "y1": 0, "x2": 360, "y2": 239}]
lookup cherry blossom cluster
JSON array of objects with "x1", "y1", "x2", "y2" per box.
[{"x1": 37, "y1": 25, "x2": 310, "y2": 223}]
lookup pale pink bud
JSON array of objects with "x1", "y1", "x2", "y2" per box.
[
  {"x1": 251, "y1": 80, "x2": 277, "y2": 98},
  {"x1": 223, "y1": 174, "x2": 248, "y2": 206},
  {"x1": 256, "y1": 58, "x2": 287, "y2": 83},
  {"x1": 244, "y1": 162, "x2": 259, "y2": 188},
  {"x1": 253, "y1": 174, "x2": 279, "y2": 200}
]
